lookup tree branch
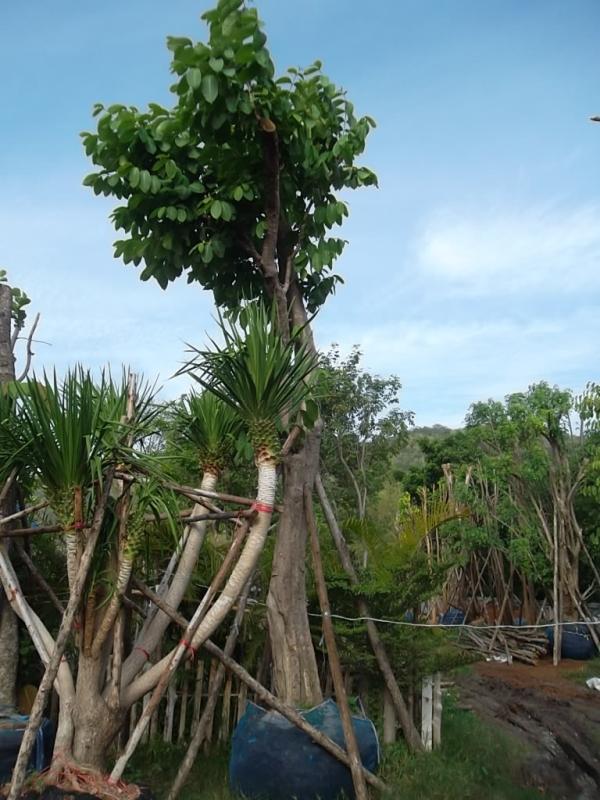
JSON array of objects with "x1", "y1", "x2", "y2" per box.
[{"x1": 16, "y1": 312, "x2": 41, "y2": 381}]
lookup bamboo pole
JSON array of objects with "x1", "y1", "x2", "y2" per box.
[
  {"x1": 178, "y1": 664, "x2": 190, "y2": 743},
  {"x1": 220, "y1": 674, "x2": 232, "y2": 743},
  {"x1": 382, "y1": 689, "x2": 396, "y2": 745},
  {"x1": 305, "y1": 486, "x2": 369, "y2": 800},
  {"x1": 421, "y1": 676, "x2": 433, "y2": 751},
  {"x1": 203, "y1": 660, "x2": 218, "y2": 754},
  {"x1": 191, "y1": 661, "x2": 204, "y2": 736},
  {"x1": 164, "y1": 683, "x2": 177, "y2": 743}
]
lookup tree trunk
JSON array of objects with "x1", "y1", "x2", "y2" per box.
[
  {"x1": 72, "y1": 656, "x2": 122, "y2": 770},
  {"x1": 266, "y1": 426, "x2": 323, "y2": 707},
  {"x1": 0, "y1": 597, "x2": 18, "y2": 708},
  {"x1": 0, "y1": 283, "x2": 18, "y2": 710}
]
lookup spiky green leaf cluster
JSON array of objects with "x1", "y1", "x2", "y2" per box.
[
  {"x1": 3, "y1": 369, "x2": 159, "y2": 522},
  {"x1": 125, "y1": 480, "x2": 179, "y2": 561},
  {"x1": 180, "y1": 304, "x2": 318, "y2": 457},
  {"x1": 175, "y1": 390, "x2": 240, "y2": 474}
]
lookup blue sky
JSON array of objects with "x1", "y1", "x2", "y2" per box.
[{"x1": 1, "y1": 0, "x2": 598, "y2": 425}]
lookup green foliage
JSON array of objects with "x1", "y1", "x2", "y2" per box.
[
  {"x1": 174, "y1": 390, "x2": 242, "y2": 474},
  {"x1": 382, "y1": 694, "x2": 542, "y2": 800},
  {"x1": 12, "y1": 369, "x2": 115, "y2": 499},
  {"x1": 82, "y1": 0, "x2": 376, "y2": 310},
  {"x1": 0, "y1": 268, "x2": 30, "y2": 329},
  {"x1": 318, "y1": 345, "x2": 412, "y2": 518},
  {"x1": 179, "y1": 303, "x2": 318, "y2": 455}
]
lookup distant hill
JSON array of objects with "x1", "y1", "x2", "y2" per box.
[{"x1": 394, "y1": 424, "x2": 455, "y2": 471}]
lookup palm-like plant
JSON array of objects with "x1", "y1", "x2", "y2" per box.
[
  {"x1": 175, "y1": 391, "x2": 241, "y2": 476},
  {"x1": 121, "y1": 391, "x2": 243, "y2": 682},
  {"x1": 13, "y1": 369, "x2": 118, "y2": 586},
  {"x1": 180, "y1": 303, "x2": 318, "y2": 464},
  {"x1": 91, "y1": 479, "x2": 179, "y2": 657},
  {"x1": 177, "y1": 303, "x2": 319, "y2": 652}
]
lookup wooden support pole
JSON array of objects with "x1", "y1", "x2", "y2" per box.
[
  {"x1": 133, "y1": 578, "x2": 387, "y2": 794},
  {"x1": 421, "y1": 676, "x2": 433, "y2": 752},
  {"x1": 432, "y1": 673, "x2": 442, "y2": 749},
  {"x1": 305, "y1": 486, "x2": 369, "y2": 800},
  {"x1": 315, "y1": 474, "x2": 423, "y2": 753}
]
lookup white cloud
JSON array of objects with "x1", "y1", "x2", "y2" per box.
[
  {"x1": 415, "y1": 204, "x2": 600, "y2": 293},
  {"x1": 318, "y1": 308, "x2": 599, "y2": 426}
]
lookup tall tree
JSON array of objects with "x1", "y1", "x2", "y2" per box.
[
  {"x1": 83, "y1": 0, "x2": 376, "y2": 704},
  {"x1": 319, "y1": 346, "x2": 412, "y2": 521},
  {"x1": 0, "y1": 274, "x2": 32, "y2": 709},
  {"x1": 0, "y1": 282, "x2": 18, "y2": 709}
]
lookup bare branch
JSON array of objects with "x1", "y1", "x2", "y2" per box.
[{"x1": 16, "y1": 312, "x2": 41, "y2": 381}]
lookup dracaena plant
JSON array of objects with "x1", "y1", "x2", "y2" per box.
[
  {"x1": 180, "y1": 303, "x2": 318, "y2": 464},
  {"x1": 167, "y1": 303, "x2": 319, "y2": 658},
  {"x1": 175, "y1": 390, "x2": 241, "y2": 476}
]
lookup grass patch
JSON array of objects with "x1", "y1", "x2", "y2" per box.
[
  {"x1": 126, "y1": 695, "x2": 541, "y2": 800},
  {"x1": 563, "y1": 655, "x2": 600, "y2": 686},
  {"x1": 381, "y1": 694, "x2": 543, "y2": 800},
  {"x1": 126, "y1": 742, "x2": 234, "y2": 800}
]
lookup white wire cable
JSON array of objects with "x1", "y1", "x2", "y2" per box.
[{"x1": 143, "y1": 576, "x2": 600, "y2": 632}]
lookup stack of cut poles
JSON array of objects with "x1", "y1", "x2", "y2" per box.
[{"x1": 458, "y1": 624, "x2": 549, "y2": 664}]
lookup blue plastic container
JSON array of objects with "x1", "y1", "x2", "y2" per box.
[
  {"x1": 229, "y1": 699, "x2": 380, "y2": 800},
  {"x1": 439, "y1": 607, "x2": 465, "y2": 626},
  {"x1": 545, "y1": 624, "x2": 597, "y2": 660},
  {"x1": 0, "y1": 712, "x2": 54, "y2": 781}
]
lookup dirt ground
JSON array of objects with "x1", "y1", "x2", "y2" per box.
[{"x1": 456, "y1": 658, "x2": 600, "y2": 799}]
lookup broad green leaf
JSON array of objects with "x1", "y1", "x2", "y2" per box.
[
  {"x1": 202, "y1": 74, "x2": 219, "y2": 104},
  {"x1": 209, "y1": 57, "x2": 224, "y2": 73},
  {"x1": 210, "y1": 200, "x2": 222, "y2": 219},
  {"x1": 187, "y1": 68, "x2": 202, "y2": 89},
  {"x1": 139, "y1": 170, "x2": 151, "y2": 192},
  {"x1": 128, "y1": 167, "x2": 140, "y2": 188}
]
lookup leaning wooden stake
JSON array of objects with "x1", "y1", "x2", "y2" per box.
[
  {"x1": 167, "y1": 577, "x2": 253, "y2": 800},
  {"x1": 8, "y1": 468, "x2": 115, "y2": 800},
  {"x1": 132, "y1": 579, "x2": 388, "y2": 794},
  {"x1": 305, "y1": 486, "x2": 369, "y2": 800},
  {"x1": 315, "y1": 474, "x2": 423, "y2": 753}
]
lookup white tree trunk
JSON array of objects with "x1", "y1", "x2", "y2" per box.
[{"x1": 120, "y1": 471, "x2": 218, "y2": 688}]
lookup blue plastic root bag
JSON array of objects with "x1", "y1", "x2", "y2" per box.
[
  {"x1": 546, "y1": 624, "x2": 597, "y2": 660},
  {"x1": 229, "y1": 699, "x2": 380, "y2": 800},
  {"x1": 0, "y1": 710, "x2": 55, "y2": 782}
]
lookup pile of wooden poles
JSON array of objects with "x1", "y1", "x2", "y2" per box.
[{"x1": 458, "y1": 624, "x2": 549, "y2": 665}]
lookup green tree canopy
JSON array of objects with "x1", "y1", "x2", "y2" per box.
[{"x1": 82, "y1": 0, "x2": 376, "y2": 316}]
